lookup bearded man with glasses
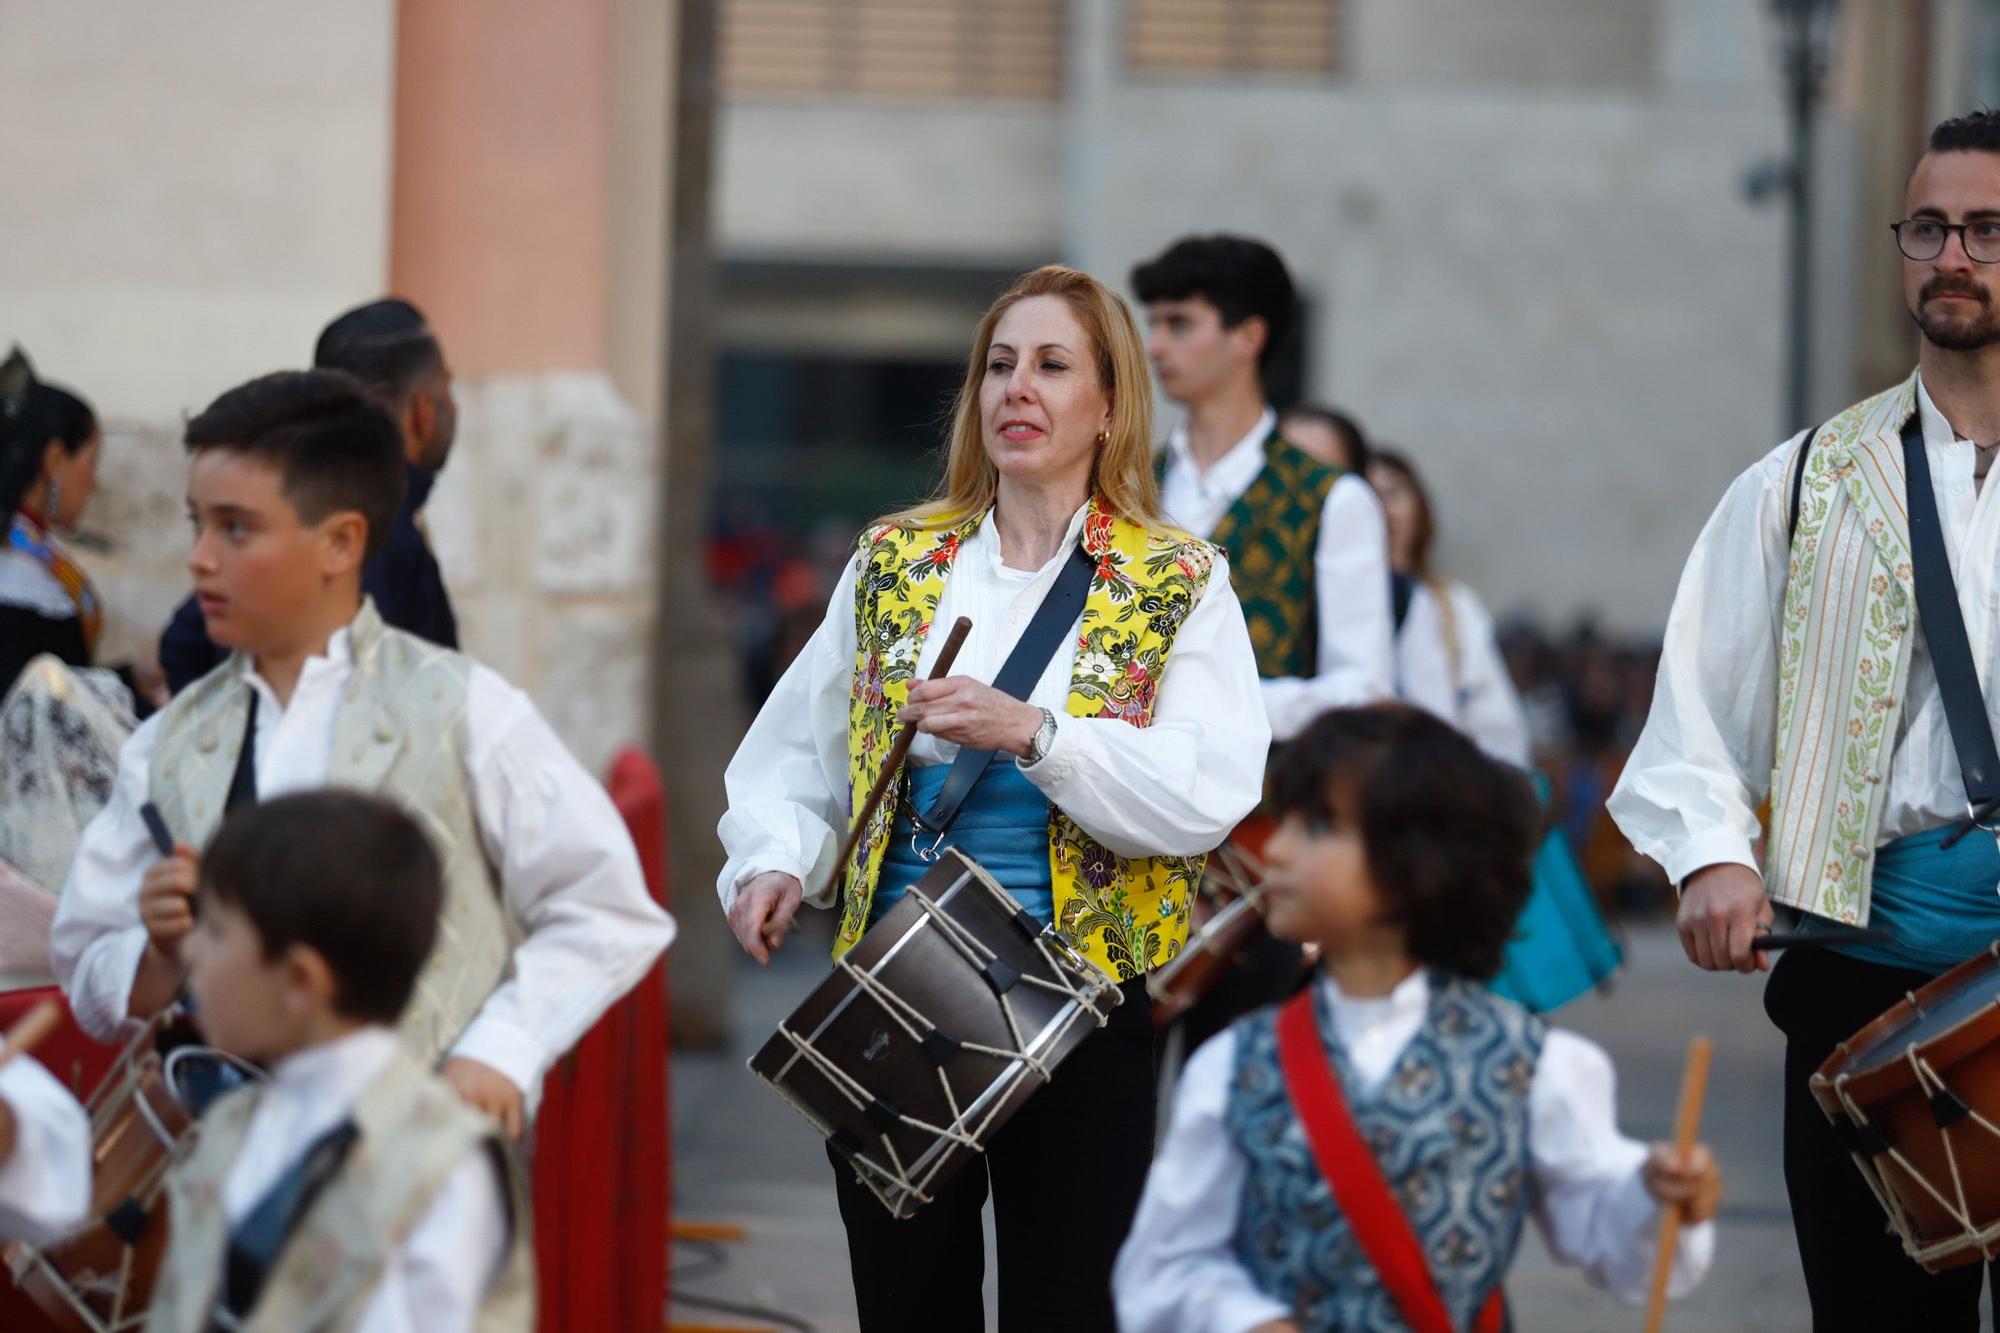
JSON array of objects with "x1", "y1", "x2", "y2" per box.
[{"x1": 1609, "y1": 110, "x2": 2000, "y2": 1326}]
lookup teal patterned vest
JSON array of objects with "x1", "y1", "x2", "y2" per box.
[
  {"x1": 1164, "y1": 432, "x2": 1341, "y2": 679},
  {"x1": 1225, "y1": 978, "x2": 1543, "y2": 1331}
]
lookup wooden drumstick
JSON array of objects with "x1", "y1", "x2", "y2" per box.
[
  {"x1": 1644, "y1": 1034, "x2": 1714, "y2": 1333},
  {"x1": 0, "y1": 999, "x2": 62, "y2": 1074},
  {"x1": 823, "y1": 616, "x2": 974, "y2": 903}
]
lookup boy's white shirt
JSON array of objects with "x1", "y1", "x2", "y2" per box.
[
  {"x1": 51, "y1": 615, "x2": 677, "y2": 1098},
  {"x1": 1159, "y1": 407, "x2": 1399, "y2": 739},
  {"x1": 0, "y1": 1055, "x2": 90, "y2": 1245},
  {"x1": 1113, "y1": 971, "x2": 1716, "y2": 1333},
  {"x1": 223, "y1": 1026, "x2": 504, "y2": 1333}
]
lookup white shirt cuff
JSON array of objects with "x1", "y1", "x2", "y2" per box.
[
  {"x1": 448, "y1": 1013, "x2": 545, "y2": 1103},
  {"x1": 1662, "y1": 830, "x2": 1761, "y2": 894}
]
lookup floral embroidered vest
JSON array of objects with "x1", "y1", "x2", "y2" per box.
[
  {"x1": 1225, "y1": 979, "x2": 1543, "y2": 1332},
  {"x1": 1770, "y1": 373, "x2": 1922, "y2": 925},
  {"x1": 1208, "y1": 433, "x2": 1342, "y2": 680},
  {"x1": 144, "y1": 1047, "x2": 535, "y2": 1333},
  {"x1": 840, "y1": 498, "x2": 1216, "y2": 979}
]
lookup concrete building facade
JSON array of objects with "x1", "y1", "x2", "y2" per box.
[{"x1": 710, "y1": 0, "x2": 1981, "y2": 633}]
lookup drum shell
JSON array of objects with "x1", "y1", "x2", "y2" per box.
[
  {"x1": 750, "y1": 850, "x2": 1119, "y2": 1218},
  {"x1": 14, "y1": 1054, "x2": 187, "y2": 1331},
  {"x1": 1811, "y1": 950, "x2": 2000, "y2": 1271}
]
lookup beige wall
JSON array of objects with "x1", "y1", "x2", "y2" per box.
[
  {"x1": 0, "y1": 1, "x2": 397, "y2": 664},
  {"x1": 0, "y1": 2, "x2": 396, "y2": 420}
]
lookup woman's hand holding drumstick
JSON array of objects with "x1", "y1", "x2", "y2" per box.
[
  {"x1": 726, "y1": 618, "x2": 975, "y2": 965},
  {"x1": 0, "y1": 999, "x2": 65, "y2": 1166}
]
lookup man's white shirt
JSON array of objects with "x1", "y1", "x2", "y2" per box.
[
  {"x1": 1159, "y1": 407, "x2": 1397, "y2": 740},
  {"x1": 1610, "y1": 376, "x2": 2000, "y2": 885}
]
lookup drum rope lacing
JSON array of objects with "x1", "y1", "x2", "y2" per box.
[
  {"x1": 1832, "y1": 1042, "x2": 2000, "y2": 1268},
  {"x1": 768, "y1": 871, "x2": 1119, "y2": 1215}
]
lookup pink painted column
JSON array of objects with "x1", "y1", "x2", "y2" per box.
[{"x1": 390, "y1": 0, "x2": 611, "y2": 375}]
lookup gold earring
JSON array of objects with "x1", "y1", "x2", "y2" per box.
[{"x1": 1096, "y1": 430, "x2": 1109, "y2": 446}]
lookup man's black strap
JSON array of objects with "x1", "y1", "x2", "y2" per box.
[
  {"x1": 213, "y1": 1118, "x2": 360, "y2": 1328},
  {"x1": 224, "y1": 689, "x2": 259, "y2": 813},
  {"x1": 918, "y1": 543, "x2": 1096, "y2": 834},
  {"x1": 1900, "y1": 413, "x2": 2000, "y2": 844},
  {"x1": 1788, "y1": 430, "x2": 1814, "y2": 541}
]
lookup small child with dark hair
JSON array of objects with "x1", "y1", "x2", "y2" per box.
[
  {"x1": 1115, "y1": 705, "x2": 1721, "y2": 1333},
  {"x1": 145, "y1": 790, "x2": 531, "y2": 1332}
]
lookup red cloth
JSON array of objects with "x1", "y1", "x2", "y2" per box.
[
  {"x1": 1276, "y1": 989, "x2": 1503, "y2": 1333},
  {"x1": 533, "y1": 747, "x2": 671, "y2": 1332}
]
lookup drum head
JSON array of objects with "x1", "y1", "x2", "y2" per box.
[{"x1": 163, "y1": 1045, "x2": 264, "y2": 1117}]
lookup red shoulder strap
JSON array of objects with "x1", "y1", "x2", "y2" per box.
[{"x1": 1275, "y1": 988, "x2": 1505, "y2": 1333}]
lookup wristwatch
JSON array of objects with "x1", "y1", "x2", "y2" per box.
[{"x1": 1025, "y1": 707, "x2": 1058, "y2": 765}]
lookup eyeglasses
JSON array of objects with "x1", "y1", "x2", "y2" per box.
[{"x1": 1892, "y1": 218, "x2": 2000, "y2": 264}]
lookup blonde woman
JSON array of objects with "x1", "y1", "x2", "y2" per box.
[{"x1": 718, "y1": 265, "x2": 1268, "y2": 1331}]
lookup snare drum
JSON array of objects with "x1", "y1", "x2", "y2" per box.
[
  {"x1": 7, "y1": 1020, "x2": 262, "y2": 1332},
  {"x1": 750, "y1": 848, "x2": 1121, "y2": 1218},
  {"x1": 1812, "y1": 943, "x2": 2000, "y2": 1272}
]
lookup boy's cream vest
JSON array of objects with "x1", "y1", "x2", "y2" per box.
[
  {"x1": 1770, "y1": 373, "x2": 1927, "y2": 925},
  {"x1": 148, "y1": 599, "x2": 512, "y2": 1066},
  {"x1": 143, "y1": 1047, "x2": 535, "y2": 1332}
]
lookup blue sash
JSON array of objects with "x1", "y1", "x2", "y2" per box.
[
  {"x1": 874, "y1": 763, "x2": 1053, "y2": 926},
  {"x1": 1797, "y1": 825, "x2": 2000, "y2": 974}
]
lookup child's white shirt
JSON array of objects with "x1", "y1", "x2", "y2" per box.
[
  {"x1": 0, "y1": 1055, "x2": 89, "y2": 1244},
  {"x1": 224, "y1": 1027, "x2": 504, "y2": 1333},
  {"x1": 1114, "y1": 971, "x2": 1716, "y2": 1333},
  {"x1": 51, "y1": 617, "x2": 676, "y2": 1099}
]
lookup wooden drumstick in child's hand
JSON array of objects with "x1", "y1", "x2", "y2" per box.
[
  {"x1": 0, "y1": 999, "x2": 63, "y2": 1075},
  {"x1": 1644, "y1": 1034, "x2": 1714, "y2": 1333}
]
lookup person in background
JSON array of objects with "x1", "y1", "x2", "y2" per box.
[
  {"x1": 0, "y1": 346, "x2": 149, "y2": 924},
  {"x1": 1367, "y1": 448, "x2": 1531, "y2": 764},
  {"x1": 1138, "y1": 237, "x2": 1396, "y2": 738},
  {"x1": 0, "y1": 346, "x2": 108, "y2": 693},
  {"x1": 159, "y1": 298, "x2": 459, "y2": 694},
  {"x1": 1276, "y1": 403, "x2": 1371, "y2": 475}
]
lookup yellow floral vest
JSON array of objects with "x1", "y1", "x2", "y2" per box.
[{"x1": 838, "y1": 498, "x2": 1217, "y2": 980}]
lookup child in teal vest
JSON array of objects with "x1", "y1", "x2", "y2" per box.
[{"x1": 1115, "y1": 705, "x2": 1721, "y2": 1333}]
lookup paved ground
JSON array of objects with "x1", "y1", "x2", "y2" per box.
[{"x1": 670, "y1": 919, "x2": 1821, "y2": 1332}]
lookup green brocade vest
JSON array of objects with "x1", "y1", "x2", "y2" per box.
[{"x1": 1164, "y1": 431, "x2": 1340, "y2": 679}]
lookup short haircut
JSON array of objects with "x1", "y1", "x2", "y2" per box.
[
  {"x1": 200, "y1": 790, "x2": 442, "y2": 1024},
  {"x1": 184, "y1": 369, "x2": 406, "y2": 563},
  {"x1": 314, "y1": 298, "x2": 444, "y2": 399},
  {"x1": 1268, "y1": 704, "x2": 1539, "y2": 980},
  {"x1": 1931, "y1": 109, "x2": 2000, "y2": 155},
  {"x1": 1281, "y1": 403, "x2": 1372, "y2": 474},
  {"x1": 1130, "y1": 235, "x2": 1297, "y2": 370}
]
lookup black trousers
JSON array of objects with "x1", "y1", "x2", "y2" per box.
[
  {"x1": 828, "y1": 976, "x2": 1156, "y2": 1333},
  {"x1": 1764, "y1": 946, "x2": 2000, "y2": 1330}
]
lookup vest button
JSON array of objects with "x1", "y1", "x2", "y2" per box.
[{"x1": 375, "y1": 725, "x2": 394, "y2": 744}]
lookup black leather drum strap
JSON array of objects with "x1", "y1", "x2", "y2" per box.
[
  {"x1": 1901, "y1": 413, "x2": 2000, "y2": 842},
  {"x1": 918, "y1": 543, "x2": 1096, "y2": 835}
]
